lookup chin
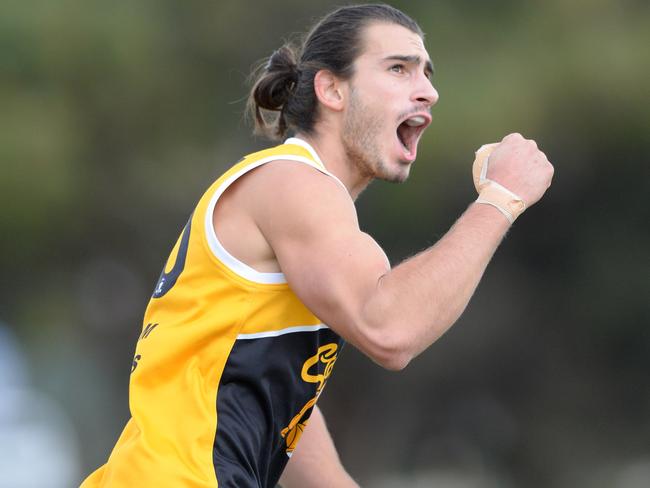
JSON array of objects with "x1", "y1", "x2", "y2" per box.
[
  {"x1": 378, "y1": 160, "x2": 411, "y2": 184},
  {"x1": 390, "y1": 170, "x2": 410, "y2": 184},
  {"x1": 385, "y1": 174, "x2": 409, "y2": 184}
]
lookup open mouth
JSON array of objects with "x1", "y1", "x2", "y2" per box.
[{"x1": 396, "y1": 114, "x2": 430, "y2": 160}]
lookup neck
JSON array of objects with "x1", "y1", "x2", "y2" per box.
[{"x1": 294, "y1": 129, "x2": 372, "y2": 201}]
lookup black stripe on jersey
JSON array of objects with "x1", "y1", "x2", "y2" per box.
[{"x1": 152, "y1": 215, "x2": 192, "y2": 298}]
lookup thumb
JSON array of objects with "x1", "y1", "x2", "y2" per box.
[{"x1": 472, "y1": 143, "x2": 499, "y2": 192}]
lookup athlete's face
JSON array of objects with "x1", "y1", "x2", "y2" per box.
[{"x1": 342, "y1": 22, "x2": 438, "y2": 183}]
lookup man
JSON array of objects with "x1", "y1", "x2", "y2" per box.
[{"x1": 82, "y1": 4, "x2": 553, "y2": 488}]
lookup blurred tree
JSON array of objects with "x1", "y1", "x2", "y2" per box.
[{"x1": 0, "y1": 0, "x2": 648, "y2": 485}]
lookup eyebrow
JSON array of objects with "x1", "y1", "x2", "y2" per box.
[{"x1": 383, "y1": 55, "x2": 434, "y2": 77}]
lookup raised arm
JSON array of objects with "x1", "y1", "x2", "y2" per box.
[{"x1": 246, "y1": 133, "x2": 553, "y2": 370}]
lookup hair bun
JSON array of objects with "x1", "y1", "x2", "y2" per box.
[
  {"x1": 253, "y1": 46, "x2": 300, "y2": 113},
  {"x1": 266, "y1": 46, "x2": 299, "y2": 78}
]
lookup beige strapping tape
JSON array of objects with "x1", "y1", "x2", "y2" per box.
[{"x1": 472, "y1": 143, "x2": 526, "y2": 223}]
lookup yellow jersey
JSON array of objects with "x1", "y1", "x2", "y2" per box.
[{"x1": 81, "y1": 138, "x2": 345, "y2": 488}]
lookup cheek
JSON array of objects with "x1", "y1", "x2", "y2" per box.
[
  {"x1": 361, "y1": 74, "x2": 400, "y2": 96},
  {"x1": 366, "y1": 82, "x2": 402, "y2": 121},
  {"x1": 375, "y1": 80, "x2": 401, "y2": 100}
]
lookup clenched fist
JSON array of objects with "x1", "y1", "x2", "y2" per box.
[
  {"x1": 483, "y1": 133, "x2": 554, "y2": 206},
  {"x1": 473, "y1": 133, "x2": 554, "y2": 222}
]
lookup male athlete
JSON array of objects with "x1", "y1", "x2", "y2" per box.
[{"x1": 81, "y1": 4, "x2": 553, "y2": 488}]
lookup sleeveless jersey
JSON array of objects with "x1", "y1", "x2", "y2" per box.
[{"x1": 81, "y1": 138, "x2": 346, "y2": 488}]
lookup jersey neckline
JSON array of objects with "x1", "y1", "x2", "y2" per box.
[{"x1": 283, "y1": 137, "x2": 348, "y2": 192}]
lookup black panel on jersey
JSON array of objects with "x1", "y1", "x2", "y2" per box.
[{"x1": 213, "y1": 328, "x2": 343, "y2": 488}]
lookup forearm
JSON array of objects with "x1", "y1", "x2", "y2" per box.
[
  {"x1": 363, "y1": 202, "x2": 511, "y2": 365},
  {"x1": 279, "y1": 406, "x2": 358, "y2": 488}
]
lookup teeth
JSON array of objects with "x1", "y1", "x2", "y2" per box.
[{"x1": 405, "y1": 116, "x2": 426, "y2": 127}]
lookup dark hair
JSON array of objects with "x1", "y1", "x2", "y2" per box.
[{"x1": 247, "y1": 4, "x2": 423, "y2": 140}]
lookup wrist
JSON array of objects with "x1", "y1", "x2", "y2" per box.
[
  {"x1": 475, "y1": 182, "x2": 526, "y2": 223},
  {"x1": 468, "y1": 200, "x2": 514, "y2": 227}
]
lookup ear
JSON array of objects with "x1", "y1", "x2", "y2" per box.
[{"x1": 313, "y1": 70, "x2": 346, "y2": 112}]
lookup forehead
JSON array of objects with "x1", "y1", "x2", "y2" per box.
[{"x1": 358, "y1": 22, "x2": 429, "y2": 61}]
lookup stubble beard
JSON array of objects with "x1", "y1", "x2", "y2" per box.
[{"x1": 342, "y1": 89, "x2": 408, "y2": 184}]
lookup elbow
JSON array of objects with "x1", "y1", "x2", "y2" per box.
[
  {"x1": 375, "y1": 351, "x2": 412, "y2": 371},
  {"x1": 359, "y1": 325, "x2": 414, "y2": 371}
]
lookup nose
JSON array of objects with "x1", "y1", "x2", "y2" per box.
[{"x1": 413, "y1": 75, "x2": 439, "y2": 108}]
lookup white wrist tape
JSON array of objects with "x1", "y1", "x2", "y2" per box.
[{"x1": 472, "y1": 143, "x2": 526, "y2": 223}]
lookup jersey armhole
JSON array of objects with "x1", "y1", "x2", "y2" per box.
[{"x1": 203, "y1": 153, "x2": 342, "y2": 285}]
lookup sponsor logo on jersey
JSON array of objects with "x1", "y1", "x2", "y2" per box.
[{"x1": 281, "y1": 343, "x2": 339, "y2": 455}]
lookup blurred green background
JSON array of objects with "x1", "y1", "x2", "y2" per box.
[{"x1": 1, "y1": 0, "x2": 649, "y2": 486}]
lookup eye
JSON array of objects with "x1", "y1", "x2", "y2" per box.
[{"x1": 390, "y1": 64, "x2": 405, "y2": 74}]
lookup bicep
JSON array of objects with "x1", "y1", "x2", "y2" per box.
[
  {"x1": 276, "y1": 226, "x2": 389, "y2": 332},
  {"x1": 252, "y1": 163, "x2": 389, "y2": 347}
]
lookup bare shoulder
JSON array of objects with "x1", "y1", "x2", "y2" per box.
[
  {"x1": 242, "y1": 159, "x2": 360, "y2": 236},
  {"x1": 213, "y1": 159, "x2": 363, "y2": 273}
]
